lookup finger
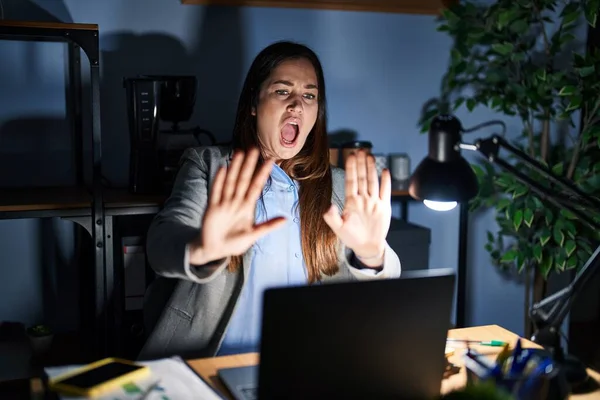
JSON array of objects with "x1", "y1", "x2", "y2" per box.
[
  {"x1": 379, "y1": 168, "x2": 392, "y2": 201},
  {"x1": 223, "y1": 151, "x2": 244, "y2": 202},
  {"x1": 234, "y1": 148, "x2": 260, "y2": 203},
  {"x1": 246, "y1": 157, "x2": 274, "y2": 202},
  {"x1": 345, "y1": 153, "x2": 358, "y2": 196},
  {"x1": 210, "y1": 166, "x2": 226, "y2": 206},
  {"x1": 366, "y1": 154, "x2": 379, "y2": 197},
  {"x1": 356, "y1": 150, "x2": 368, "y2": 196},
  {"x1": 322, "y1": 204, "x2": 343, "y2": 234},
  {"x1": 250, "y1": 216, "x2": 287, "y2": 240}
]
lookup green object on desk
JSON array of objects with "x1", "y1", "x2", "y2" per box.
[{"x1": 447, "y1": 339, "x2": 508, "y2": 347}]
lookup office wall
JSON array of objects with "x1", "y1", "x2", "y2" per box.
[{"x1": 0, "y1": 0, "x2": 529, "y2": 335}]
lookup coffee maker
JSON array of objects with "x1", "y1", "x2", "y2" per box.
[{"x1": 124, "y1": 75, "x2": 215, "y2": 194}]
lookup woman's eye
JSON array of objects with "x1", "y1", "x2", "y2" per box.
[
  {"x1": 275, "y1": 89, "x2": 289, "y2": 95},
  {"x1": 304, "y1": 93, "x2": 316, "y2": 100}
]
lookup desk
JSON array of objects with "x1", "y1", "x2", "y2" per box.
[{"x1": 187, "y1": 325, "x2": 600, "y2": 399}]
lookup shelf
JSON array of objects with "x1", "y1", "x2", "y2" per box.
[
  {"x1": 104, "y1": 189, "x2": 164, "y2": 216},
  {"x1": 181, "y1": 0, "x2": 457, "y2": 14},
  {"x1": 0, "y1": 20, "x2": 98, "y2": 32},
  {"x1": 0, "y1": 186, "x2": 92, "y2": 219}
]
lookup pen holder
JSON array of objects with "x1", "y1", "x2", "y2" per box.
[{"x1": 463, "y1": 347, "x2": 569, "y2": 400}]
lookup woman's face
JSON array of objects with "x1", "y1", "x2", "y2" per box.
[{"x1": 253, "y1": 58, "x2": 319, "y2": 162}]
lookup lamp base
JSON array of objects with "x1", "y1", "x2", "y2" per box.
[{"x1": 531, "y1": 327, "x2": 590, "y2": 392}]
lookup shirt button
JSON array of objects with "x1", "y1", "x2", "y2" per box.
[
  {"x1": 287, "y1": 185, "x2": 294, "y2": 192},
  {"x1": 294, "y1": 253, "x2": 300, "y2": 258},
  {"x1": 293, "y1": 217, "x2": 299, "y2": 223}
]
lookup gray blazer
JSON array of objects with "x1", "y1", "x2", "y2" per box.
[{"x1": 138, "y1": 146, "x2": 401, "y2": 360}]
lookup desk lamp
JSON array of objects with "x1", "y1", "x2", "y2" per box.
[{"x1": 409, "y1": 114, "x2": 600, "y2": 389}]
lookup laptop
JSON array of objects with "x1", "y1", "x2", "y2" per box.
[{"x1": 218, "y1": 268, "x2": 455, "y2": 400}]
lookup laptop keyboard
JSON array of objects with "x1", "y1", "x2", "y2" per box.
[{"x1": 239, "y1": 386, "x2": 258, "y2": 400}]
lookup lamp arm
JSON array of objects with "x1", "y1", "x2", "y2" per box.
[
  {"x1": 471, "y1": 135, "x2": 600, "y2": 230},
  {"x1": 530, "y1": 245, "x2": 600, "y2": 331},
  {"x1": 462, "y1": 134, "x2": 600, "y2": 333}
]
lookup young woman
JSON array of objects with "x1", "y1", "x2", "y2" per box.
[{"x1": 139, "y1": 41, "x2": 401, "y2": 360}]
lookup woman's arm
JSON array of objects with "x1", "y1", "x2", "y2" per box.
[
  {"x1": 146, "y1": 147, "x2": 229, "y2": 283},
  {"x1": 146, "y1": 147, "x2": 285, "y2": 284},
  {"x1": 329, "y1": 159, "x2": 402, "y2": 280}
]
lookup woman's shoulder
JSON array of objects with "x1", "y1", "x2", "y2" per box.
[
  {"x1": 182, "y1": 145, "x2": 233, "y2": 166},
  {"x1": 330, "y1": 166, "x2": 345, "y2": 204},
  {"x1": 331, "y1": 166, "x2": 345, "y2": 183}
]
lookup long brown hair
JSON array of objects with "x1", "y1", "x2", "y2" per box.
[{"x1": 228, "y1": 41, "x2": 338, "y2": 283}]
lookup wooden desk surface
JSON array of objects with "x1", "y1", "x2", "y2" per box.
[{"x1": 187, "y1": 324, "x2": 600, "y2": 399}]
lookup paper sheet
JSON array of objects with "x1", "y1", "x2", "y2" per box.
[{"x1": 45, "y1": 356, "x2": 224, "y2": 400}]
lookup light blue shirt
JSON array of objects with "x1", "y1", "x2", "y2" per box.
[{"x1": 217, "y1": 164, "x2": 308, "y2": 356}]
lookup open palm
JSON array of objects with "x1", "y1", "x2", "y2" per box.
[
  {"x1": 198, "y1": 149, "x2": 286, "y2": 263},
  {"x1": 323, "y1": 151, "x2": 392, "y2": 260}
]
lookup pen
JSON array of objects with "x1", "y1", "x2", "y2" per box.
[{"x1": 447, "y1": 338, "x2": 508, "y2": 347}]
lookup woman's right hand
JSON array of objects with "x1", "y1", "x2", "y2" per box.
[{"x1": 188, "y1": 148, "x2": 286, "y2": 265}]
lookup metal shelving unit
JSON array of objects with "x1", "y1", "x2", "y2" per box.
[{"x1": 0, "y1": 20, "x2": 106, "y2": 358}]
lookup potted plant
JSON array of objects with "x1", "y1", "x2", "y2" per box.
[
  {"x1": 27, "y1": 323, "x2": 54, "y2": 356},
  {"x1": 420, "y1": 0, "x2": 600, "y2": 334}
]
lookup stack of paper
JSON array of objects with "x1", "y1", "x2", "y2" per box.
[{"x1": 45, "y1": 356, "x2": 224, "y2": 399}]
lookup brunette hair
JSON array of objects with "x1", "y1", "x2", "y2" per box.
[{"x1": 228, "y1": 41, "x2": 338, "y2": 283}]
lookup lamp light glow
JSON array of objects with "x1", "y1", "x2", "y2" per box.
[{"x1": 423, "y1": 200, "x2": 458, "y2": 211}]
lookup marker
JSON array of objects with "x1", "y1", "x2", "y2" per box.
[{"x1": 447, "y1": 339, "x2": 508, "y2": 347}]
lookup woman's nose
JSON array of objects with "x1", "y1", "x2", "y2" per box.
[{"x1": 287, "y1": 98, "x2": 303, "y2": 113}]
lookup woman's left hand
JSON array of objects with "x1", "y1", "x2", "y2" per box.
[{"x1": 323, "y1": 150, "x2": 392, "y2": 268}]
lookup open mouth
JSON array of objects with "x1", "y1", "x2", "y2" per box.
[{"x1": 281, "y1": 122, "x2": 299, "y2": 146}]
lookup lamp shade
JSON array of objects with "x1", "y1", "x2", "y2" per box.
[{"x1": 409, "y1": 115, "x2": 478, "y2": 206}]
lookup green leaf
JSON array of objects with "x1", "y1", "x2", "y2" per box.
[
  {"x1": 552, "y1": 162, "x2": 564, "y2": 175},
  {"x1": 533, "y1": 244, "x2": 543, "y2": 263},
  {"x1": 500, "y1": 249, "x2": 519, "y2": 263},
  {"x1": 514, "y1": 209, "x2": 524, "y2": 231},
  {"x1": 578, "y1": 65, "x2": 595, "y2": 77},
  {"x1": 539, "y1": 255, "x2": 554, "y2": 278},
  {"x1": 567, "y1": 256, "x2": 579, "y2": 270},
  {"x1": 524, "y1": 208, "x2": 534, "y2": 227},
  {"x1": 553, "y1": 224, "x2": 565, "y2": 246},
  {"x1": 585, "y1": 0, "x2": 599, "y2": 27},
  {"x1": 558, "y1": 85, "x2": 577, "y2": 96},
  {"x1": 537, "y1": 70, "x2": 547, "y2": 84},
  {"x1": 560, "y1": 209, "x2": 577, "y2": 220},
  {"x1": 487, "y1": 231, "x2": 494, "y2": 243},
  {"x1": 566, "y1": 95, "x2": 583, "y2": 111},
  {"x1": 560, "y1": 2, "x2": 580, "y2": 18},
  {"x1": 492, "y1": 42, "x2": 515, "y2": 55},
  {"x1": 453, "y1": 97, "x2": 465, "y2": 110},
  {"x1": 511, "y1": 52, "x2": 527, "y2": 62},
  {"x1": 565, "y1": 240, "x2": 577, "y2": 257},
  {"x1": 513, "y1": 185, "x2": 528, "y2": 198},
  {"x1": 491, "y1": 96, "x2": 503, "y2": 109},
  {"x1": 556, "y1": 251, "x2": 567, "y2": 271},
  {"x1": 563, "y1": 10, "x2": 581, "y2": 26},
  {"x1": 540, "y1": 228, "x2": 551, "y2": 246},
  {"x1": 583, "y1": 125, "x2": 600, "y2": 144},
  {"x1": 510, "y1": 19, "x2": 529, "y2": 34},
  {"x1": 560, "y1": 33, "x2": 577, "y2": 46},
  {"x1": 466, "y1": 98, "x2": 477, "y2": 111},
  {"x1": 545, "y1": 209, "x2": 553, "y2": 225},
  {"x1": 497, "y1": 198, "x2": 511, "y2": 210},
  {"x1": 498, "y1": 9, "x2": 518, "y2": 29}
]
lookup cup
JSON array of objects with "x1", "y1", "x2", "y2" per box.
[{"x1": 388, "y1": 153, "x2": 411, "y2": 182}]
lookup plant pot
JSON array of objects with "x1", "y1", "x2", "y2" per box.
[{"x1": 28, "y1": 334, "x2": 53, "y2": 357}]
